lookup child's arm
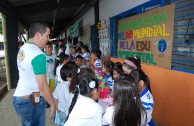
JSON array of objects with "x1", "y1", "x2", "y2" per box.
[
  {"x1": 52, "y1": 86, "x2": 60, "y2": 113},
  {"x1": 90, "y1": 64, "x2": 95, "y2": 69},
  {"x1": 53, "y1": 98, "x2": 60, "y2": 113}
]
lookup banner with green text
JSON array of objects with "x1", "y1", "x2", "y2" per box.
[{"x1": 118, "y1": 4, "x2": 175, "y2": 69}]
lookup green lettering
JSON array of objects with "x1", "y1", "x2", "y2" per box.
[{"x1": 162, "y1": 11, "x2": 167, "y2": 23}]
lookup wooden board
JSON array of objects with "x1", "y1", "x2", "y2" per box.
[{"x1": 118, "y1": 4, "x2": 175, "y2": 69}]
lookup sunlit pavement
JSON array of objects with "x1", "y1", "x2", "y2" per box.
[{"x1": 0, "y1": 89, "x2": 56, "y2": 126}]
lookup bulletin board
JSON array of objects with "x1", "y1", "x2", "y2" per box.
[
  {"x1": 118, "y1": 4, "x2": 175, "y2": 69},
  {"x1": 97, "y1": 18, "x2": 110, "y2": 61}
]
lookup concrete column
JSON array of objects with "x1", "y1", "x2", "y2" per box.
[
  {"x1": 2, "y1": 14, "x2": 19, "y2": 89},
  {"x1": 94, "y1": 0, "x2": 99, "y2": 51}
]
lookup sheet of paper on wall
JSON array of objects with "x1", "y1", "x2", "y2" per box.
[
  {"x1": 101, "y1": 19, "x2": 106, "y2": 29},
  {"x1": 104, "y1": 46, "x2": 107, "y2": 56},
  {"x1": 105, "y1": 39, "x2": 109, "y2": 48},
  {"x1": 104, "y1": 28, "x2": 108, "y2": 38},
  {"x1": 105, "y1": 18, "x2": 110, "y2": 27},
  {"x1": 98, "y1": 31, "x2": 100, "y2": 38}
]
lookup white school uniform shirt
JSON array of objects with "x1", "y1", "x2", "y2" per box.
[
  {"x1": 52, "y1": 44, "x2": 57, "y2": 55},
  {"x1": 65, "y1": 43, "x2": 71, "y2": 55},
  {"x1": 53, "y1": 81, "x2": 73, "y2": 113},
  {"x1": 102, "y1": 106, "x2": 147, "y2": 126},
  {"x1": 64, "y1": 95, "x2": 103, "y2": 126},
  {"x1": 102, "y1": 106, "x2": 114, "y2": 125},
  {"x1": 94, "y1": 58, "x2": 102, "y2": 68},
  {"x1": 56, "y1": 64, "x2": 64, "y2": 83},
  {"x1": 57, "y1": 48, "x2": 63, "y2": 56},
  {"x1": 82, "y1": 52, "x2": 90, "y2": 67},
  {"x1": 46, "y1": 53, "x2": 56, "y2": 80},
  {"x1": 140, "y1": 86, "x2": 154, "y2": 125},
  {"x1": 82, "y1": 52, "x2": 90, "y2": 61}
]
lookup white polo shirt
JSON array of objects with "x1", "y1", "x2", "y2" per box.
[
  {"x1": 46, "y1": 53, "x2": 56, "y2": 79},
  {"x1": 56, "y1": 64, "x2": 64, "y2": 83},
  {"x1": 64, "y1": 95, "x2": 103, "y2": 126},
  {"x1": 53, "y1": 81, "x2": 73, "y2": 113},
  {"x1": 14, "y1": 42, "x2": 46, "y2": 96}
]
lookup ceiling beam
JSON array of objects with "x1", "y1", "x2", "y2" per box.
[
  {"x1": 0, "y1": 0, "x2": 14, "y2": 16},
  {"x1": 48, "y1": 17, "x2": 73, "y2": 27},
  {"x1": 15, "y1": 0, "x2": 90, "y2": 18}
]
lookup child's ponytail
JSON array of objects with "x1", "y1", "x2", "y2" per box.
[
  {"x1": 69, "y1": 70, "x2": 79, "y2": 93},
  {"x1": 65, "y1": 85, "x2": 79, "y2": 122},
  {"x1": 66, "y1": 77, "x2": 98, "y2": 123}
]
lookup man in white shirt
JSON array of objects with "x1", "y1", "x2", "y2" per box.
[{"x1": 13, "y1": 22, "x2": 56, "y2": 126}]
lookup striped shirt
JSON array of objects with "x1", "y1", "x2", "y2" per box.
[
  {"x1": 82, "y1": 52, "x2": 90, "y2": 61},
  {"x1": 103, "y1": 74, "x2": 114, "y2": 90},
  {"x1": 140, "y1": 86, "x2": 154, "y2": 126},
  {"x1": 94, "y1": 59, "x2": 102, "y2": 68},
  {"x1": 107, "y1": 76, "x2": 114, "y2": 90}
]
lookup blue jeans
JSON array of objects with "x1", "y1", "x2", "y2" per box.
[{"x1": 13, "y1": 96, "x2": 45, "y2": 126}]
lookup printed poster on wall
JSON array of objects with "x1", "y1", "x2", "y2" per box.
[
  {"x1": 97, "y1": 18, "x2": 110, "y2": 60},
  {"x1": 118, "y1": 4, "x2": 175, "y2": 69}
]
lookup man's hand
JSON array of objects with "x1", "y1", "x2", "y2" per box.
[{"x1": 35, "y1": 74, "x2": 57, "y2": 120}]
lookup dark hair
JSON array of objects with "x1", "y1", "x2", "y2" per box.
[
  {"x1": 53, "y1": 53, "x2": 69, "y2": 76},
  {"x1": 69, "y1": 68, "x2": 95, "y2": 93},
  {"x1": 103, "y1": 61, "x2": 114, "y2": 77},
  {"x1": 46, "y1": 42, "x2": 52, "y2": 46},
  {"x1": 18, "y1": 41, "x2": 24, "y2": 48},
  {"x1": 82, "y1": 45, "x2": 90, "y2": 54},
  {"x1": 75, "y1": 47, "x2": 81, "y2": 53},
  {"x1": 130, "y1": 69, "x2": 151, "y2": 93},
  {"x1": 18, "y1": 41, "x2": 24, "y2": 45},
  {"x1": 94, "y1": 50, "x2": 102, "y2": 58},
  {"x1": 66, "y1": 77, "x2": 98, "y2": 122},
  {"x1": 113, "y1": 62, "x2": 124, "y2": 76},
  {"x1": 79, "y1": 68, "x2": 95, "y2": 78},
  {"x1": 67, "y1": 38, "x2": 72, "y2": 42},
  {"x1": 29, "y1": 22, "x2": 48, "y2": 38},
  {"x1": 78, "y1": 41, "x2": 84, "y2": 47},
  {"x1": 113, "y1": 78, "x2": 147, "y2": 126},
  {"x1": 60, "y1": 44, "x2": 66, "y2": 49},
  {"x1": 60, "y1": 62, "x2": 78, "y2": 81},
  {"x1": 123, "y1": 57, "x2": 141, "y2": 71},
  {"x1": 76, "y1": 55, "x2": 83, "y2": 59}
]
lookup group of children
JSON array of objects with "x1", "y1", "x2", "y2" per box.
[{"x1": 44, "y1": 41, "x2": 154, "y2": 126}]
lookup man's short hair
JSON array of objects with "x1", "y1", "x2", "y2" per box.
[{"x1": 29, "y1": 22, "x2": 48, "y2": 38}]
